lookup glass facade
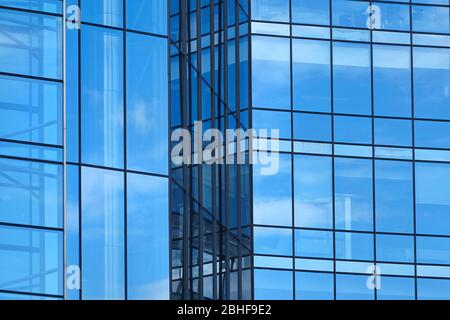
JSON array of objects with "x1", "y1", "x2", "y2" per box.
[
  {"x1": 1, "y1": 0, "x2": 450, "y2": 301},
  {"x1": 251, "y1": 0, "x2": 450, "y2": 300}
]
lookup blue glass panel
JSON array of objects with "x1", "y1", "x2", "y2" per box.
[
  {"x1": 373, "y1": 45, "x2": 411, "y2": 117},
  {"x1": 253, "y1": 110, "x2": 291, "y2": 140},
  {"x1": 126, "y1": 32, "x2": 168, "y2": 174},
  {"x1": 417, "y1": 236, "x2": 450, "y2": 265},
  {"x1": 293, "y1": 39, "x2": 331, "y2": 112},
  {"x1": 415, "y1": 121, "x2": 450, "y2": 149},
  {"x1": 0, "y1": 158, "x2": 62, "y2": 228},
  {"x1": 254, "y1": 269, "x2": 293, "y2": 300},
  {"x1": 0, "y1": 75, "x2": 62, "y2": 145},
  {"x1": 374, "y1": 118, "x2": 412, "y2": 147},
  {"x1": 0, "y1": 225, "x2": 62, "y2": 295},
  {"x1": 251, "y1": 0, "x2": 289, "y2": 22},
  {"x1": 294, "y1": 155, "x2": 333, "y2": 229},
  {"x1": 375, "y1": 160, "x2": 414, "y2": 234},
  {"x1": 254, "y1": 227, "x2": 292, "y2": 256},
  {"x1": 333, "y1": 0, "x2": 369, "y2": 29},
  {"x1": 82, "y1": 167, "x2": 124, "y2": 300},
  {"x1": 414, "y1": 47, "x2": 450, "y2": 120},
  {"x1": 336, "y1": 274, "x2": 375, "y2": 300},
  {"x1": 252, "y1": 36, "x2": 290, "y2": 109},
  {"x1": 412, "y1": 5, "x2": 450, "y2": 34},
  {"x1": 292, "y1": 0, "x2": 330, "y2": 25},
  {"x1": 1, "y1": 0, "x2": 62, "y2": 13},
  {"x1": 254, "y1": 154, "x2": 292, "y2": 226},
  {"x1": 0, "y1": 9, "x2": 62, "y2": 79},
  {"x1": 335, "y1": 157, "x2": 373, "y2": 231},
  {"x1": 377, "y1": 277, "x2": 415, "y2": 300},
  {"x1": 82, "y1": 25, "x2": 124, "y2": 169},
  {"x1": 376, "y1": 234, "x2": 414, "y2": 263},
  {"x1": 295, "y1": 272, "x2": 334, "y2": 300},
  {"x1": 418, "y1": 279, "x2": 450, "y2": 300},
  {"x1": 126, "y1": 0, "x2": 167, "y2": 35},
  {"x1": 336, "y1": 232, "x2": 374, "y2": 261},
  {"x1": 334, "y1": 116, "x2": 372, "y2": 144},
  {"x1": 416, "y1": 162, "x2": 450, "y2": 236},
  {"x1": 333, "y1": 42, "x2": 372, "y2": 115},
  {"x1": 127, "y1": 173, "x2": 169, "y2": 300},
  {"x1": 295, "y1": 230, "x2": 333, "y2": 259},
  {"x1": 83, "y1": 0, "x2": 123, "y2": 27},
  {"x1": 294, "y1": 113, "x2": 332, "y2": 142}
]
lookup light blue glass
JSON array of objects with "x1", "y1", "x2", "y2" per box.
[
  {"x1": 336, "y1": 232, "x2": 374, "y2": 261},
  {"x1": 416, "y1": 162, "x2": 450, "y2": 236},
  {"x1": 82, "y1": 167, "x2": 124, "y2": 300},
  {"x1": 294, "y1": 155, "x2": 333, "y2": 229},
  {"x1": 253, "y1": 154, "x2": 292, "y2": 226},
  {"x1": 417, "y1": 236, "x2": 450, "y2": 265},
  {"x1": 126, "y1": 0, "x2": 167, "y2": 35},
  {"x1": 292, "y1": 0, "x2": 330, "y2": 25},
  {"x1": 254, "y1": 269, "x2": 293, "y2": 300},
  {"x1": 333, "y1": 0, "x2": 369, "y2": 29},
  {"x1": 377, "y1": 277, "x2": 415, "y2": 300},
  {"x1": 126, "y1": 32, "x2": 168, "y2": 174},
  {"x1": 418, "y1": 279, "x2": 450, "y2": 300},
  {"x1": 376, "y1": 234, "x2": 414, "y2": 263},
  {"x1": 295, "y1": 230, "x2": 333, "y2": 259},
  {"x1": 294, "y1": 113, "x2": 332, "y2": 142},
  {"x1": 376, "y1": 2, "x2": 410, "y2": 31},
  {"x1": 127, "y1": 173, "x2": 169, "y2": 300},
  {"x1": 375, "y1": 160, "x2": 414, "y2": 234},
  {"x1": 333, "y1": 42, "x2": 372, "y2": 115},
  {"x1": 334, "y1": 116, "x2": 372, "y2": 144},
  {"x1": 82, "y1": 0, "x2": 123, "y2": 27},
  {"x1": 252, "y1": 36, "x2": 290, "y2": 109},
  {"x1": 0, "y1": 9, "x2": 62, "y2": 79},
  {"x1": 295, "y1": 272, "x2": 334, "y2": 300},
  {"x1": 1, "y1": 0, "x2": 62, "y2": 13},
  {"x1": 335, "y1": 157, "x2": 373, "y2": 231},
  {"x1": 293, "y1": 39, "x2": 331, "y2": 112},
  {"x1": 415, "y1": 120, "x2": 450, "y2": 149},
  {"x1": 373, "y1": 45, "x2": 411, "y2": 117},
  {"x1": 336, "y1": 274, "x2": 375, "y2": 300},
  {"x1": 251, "y1": 0, "x2": 289, "y2": 22},
  {"x1": 374, "y1": 118, "x2": 412, "y2": 147},
  {"x1": 0, "y1": 158, "x2": 62, "y2": 228},
  {"x1": 414, "y1": 47, "x2": 450, "y2": 120},
  {"x1": 0, "y1": 75, "x2": 62, "y2": 145},
  {"x1": 254, "y1": 227, "x2": 292, "y2": 256},
  {"x1": 253, "y1": 110, "x2": 291, "y2": 140},
  {"x1": 412, "y1": 5, "x2": 450, "y2": 34},
  {"x1": 82, "y1": 25, "x2": 124, "y2": 169},
  {"x1": 0, "y1": 225, "x2": 62, "y2": 296}
]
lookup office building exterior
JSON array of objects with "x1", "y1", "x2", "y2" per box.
[{"x1": 1, "y1": 0, "x2": 450, "y2": 300}]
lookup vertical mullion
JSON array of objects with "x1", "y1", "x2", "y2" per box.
[
  {"x1": 123, "y1": 0, "x2": 128, "y2": 301},
  {"x1": 289, "y1": 0, "x2": 295, "y2": 301},
  {"x1": 78, "y1": 0, "x2": 83, "y2": 301},
  {"x1": 409, "y1": 0, "x2": 419, "y2": 301}
]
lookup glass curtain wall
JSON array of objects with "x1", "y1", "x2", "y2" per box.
[
  {"x1": 251, "y1": 0, "x2": 450, "y2": 300},
  {"x1": 170, "y1": 0, "x2": 252, "y2": 300},
  {"x1": 0, "y1": 1, "x2": 64, "y2": 300},
  {"x1": 65, "y1": 0, "x2": 170, "y2": 300}
]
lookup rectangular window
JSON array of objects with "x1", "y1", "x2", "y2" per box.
[
  {"x1": 293, "y1": 39, "x2": 331, "y2": 112},
  {"x1": 126, "y1": 0, "x2": 167, "y2": 35},
  {"x1": 295, "y1": 272, "x2": 334, "y2": 300},
  {"x1": 333, "y1": 42, "x2": 372, "y2": 115},
  {"x1": 82, "y1": 25, "x2": 124, "y2": 168},
  {"x1": 375, "y1": 160, "x2": 414, "y2": 234},
  {"x1": 82, "y1": 0, "x2": 123, "y2": 27},
  {"x1": 82, "y1": 167, "x2": 124, "y2": 300},
  {"x1": 335, "y1": 157, "x2": 373, "y2": 231},
  {"x1": 292, "y1": 0, "x2": 330, "y2": 25},
  {"x1": 335, "y1": 232, "x2": 374, "y2": 261},
  {"x1": 295, "y1": 229, "x2": 333, "y2": 259},
  {"x1": 254, "y1": 227, "x2": 292, "y2": 256},
  {"x1": 294, "y1": 155, "x2": 333, "y2": 229},
  {"x1": 0, "y1": 9, "x2": 62, "y2": 79},
  {"x1": 412, "y1": 5, "x2": 450, "y2": 34},
  {"x1": 254, "y1": 269, "x2": 293, "y2": 300},
  {"x1": 126, "y1": 33, "x2": 168, "y2": 174},
  {"x1": 127, "y1": 173, "x2": 169, "y2": 300}
]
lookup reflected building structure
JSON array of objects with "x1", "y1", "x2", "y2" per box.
[{"x1": 1, "y1": 0, "x2": 450, "y2": 301}]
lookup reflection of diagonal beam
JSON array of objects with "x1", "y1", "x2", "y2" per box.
[
  {"x1": 0, "y1": 268, "x2": 59, "y2": 291},
  {"x1": 0, "y1": 120, "x2": 58, "y2": 139},
  {"x1": 0, "y1": 171, "x2": 39, "y2": 198}
]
